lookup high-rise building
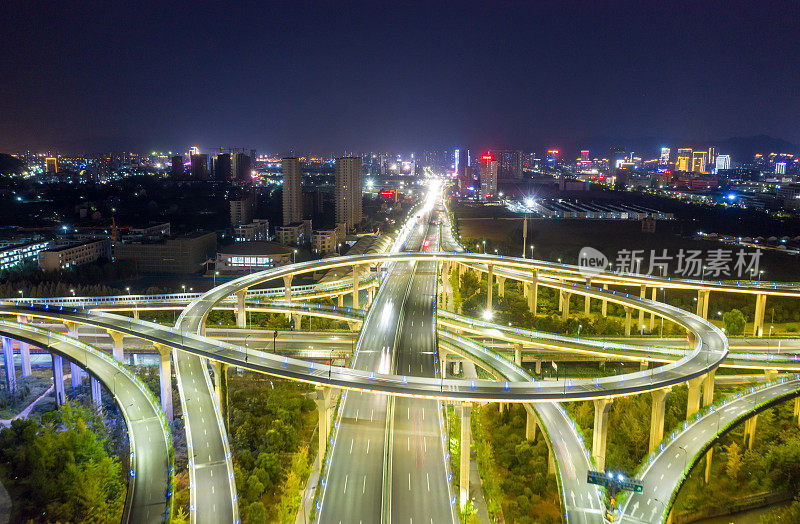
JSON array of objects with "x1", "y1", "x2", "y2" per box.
[
  {"x1": 776, "y1": 162, "x2": 787, "y2": 175},
  {"x1": 659, "y1": 147, "x2": 671, "y2": 165},
  {"x1": 233, "y1": 152, "x2": 252, "y2": 181},
  {"x1": 335, "y1": 157, "x2": 363, "y2": 230},
  {"x1": 282, "y1": 157, "x2": 303, "y2": 226},
  {"x1": 493, "y1": 150, "x2": 523, "y2": 179},
  {"x1": 213, "y1": 153, "x2": 232, "y2": 181},
  {"x1": 580, "y1": 150, "x2": 591, "y2": 169},
  {"x1": 45, "y1": 157, "x2": 58, "y2": 173},
  {"x1": 707, "y1": 146, "x2": 717, "y2": 165},
  {"x1": 190, "y1": 154, "x2": 208, "y2": 179},
  {"x1": 691, "y1": 151, "x2": 708, "y2": 173},
  {"x1": 715, "y1": 155, "x2": 731, "y2": 172},
  {"x1": 171, "y1": 155, "x2": 183, "y2": 178},
  {"x1": 676, "y1": 149, "x2": 693, "y2": 172},
  {"x1": 480, "y1": 154, "x2": 498, "y2": 201}
]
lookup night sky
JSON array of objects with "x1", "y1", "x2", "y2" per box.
[{"x1": 1, "y1": 1, "x2": 798, "y2": 153}]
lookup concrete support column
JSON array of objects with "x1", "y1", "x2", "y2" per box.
[
  {"x1": 235, "y1": 290, "x2": 247, "y2": 328},
  {"x1": 640, "y1": 361, "x2": 649, "y2": 371},
  {"x1": 154, "y1": 343, "x2": 173, "y2": 422},
  {"x1": 584, "y1": 294, "x2": 591, "y2": 316},
  {"x1": 650, "y1": 288, "x2": 658, "y2": 332},
  {"x1": 212, "y1": 361, "x2": 229, "y2": 428},
  {"x1": 91, "y1": 377, "x2": 102, "y2": 407},
  {"x1": 601, "y1": 299, "x2": 608, "y2": 317},
  {"x1": 649, "y1": 388, "x2": 670, "y2": 453},
  {"x1": 703, "y1": 370, "x2": 716, "y2": 407},
  {"x1": 744, "y1": 415, "x2": 759, "y2": 449},
  {"x1": 441, "y1": 353, "x2": 447, "y2": 378},
  {"x1": 639, "y1": 285, "x2": 647, "y2": 328},
  {"x1": 70, "y1": 362, "x2": 82, "y2": 391},
  {"x1": 52, "y1": 354, "x2": 65, "y2": 406},
  {"x1": 283, "y1": 275, "x2": 293, "y2": 302},
  {"x1": 514, "y1": 343, "x2": 522, "y2": 367},
  {"x1": 486, "y1": 264, "x2": 494, "y2": 311},
  {"x1": 548, "y1": 445, "x2": 555, "y2": 475},
  {"x1": 592, "y1": 398, "x2": 613, "y2": 471},
  {"x1": 525, "y1": 409, "x2": 537, "y2": 441},
  {"x1": 459, "y1": 402, "x2": 472, "y2": 510},
  {"x1": 753, "y1": 293, "x2": 767, "y2": 337},
  {"x1": 686, "y1": 375, "x2": 704, "y2": 418},
  {"x1": 561, "y1": 290, "x2": 571, "y2": 322},
  {"x1": 497, "y1": 276, "x2": 505, "y2": 297},
  {"x1": 624, "y1": 307, "x2": 633, "y2": 336},
  {"x1": 704, "y1": 448, "x2": 713, "y2": 484},
  {"x1": 535, "y1": 359, "x2": 542, "y2": 375},
  {"x1": 794, "y1": 397, "x2": 800, "y2": 428},
  {"x1": 337, "y1": 293, "x2": 344, "y2": 307},
  {"x1": 696, "y1": 289, "x2": 710, "y2": 320},
  {"x1": 529, "y1": 270, "x2": 539, "y2": 316},
  {"x1": 367, "y1": 286, "x2": 375, "y2": 305},
  {"x1": 352, "y1": 268, "x2": 360, "y2": 309},
  {"x1": 314, "y1": 388, "x2": 333, "y2": 470},
  {"x1": 16, "y1": 315, "x2": 31, "y2": 377},
  {"x1": 2, "y1": 338, "x2": 16, "y2": 393},
  {"x1": 107, "y1": 330, "x2": 125, "y2": 362}
]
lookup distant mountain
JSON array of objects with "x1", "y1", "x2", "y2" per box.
[{"x1": 0, "y1": 153, "x2": 23, "y2": 175}]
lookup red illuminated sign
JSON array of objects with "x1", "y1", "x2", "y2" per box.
[{"x1": 481, "y1": 155, "x2": 493, "y2": 161}]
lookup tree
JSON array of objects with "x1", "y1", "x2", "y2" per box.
[
  {"x1": 723, "y1": 309, "x2": 746, "y2": 336},
  {"x1": 247, "y1": 501, "x2": 267, "y2": 524},
  {"x1": 726, "y1": 442, "x2": 742, "y2": 480}
]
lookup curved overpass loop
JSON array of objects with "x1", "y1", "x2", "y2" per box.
[{"x1": 0, "y1": 319, "x2": 172, "y2": 524}]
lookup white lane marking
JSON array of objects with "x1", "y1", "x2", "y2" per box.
[
  {"x1": 367, "y1": 440, "x2": 370, "y2": 454},
  {"x1": 349, "y1": 439, "x2": 353, "y2": 454},
  {"x1": 408, "y1": 473, "x2": 411, "y2": 490},
  {"x1": 426, "y1": 472, "x2": 430, "y2": 491},
  {"x1": 362, "y1": 475, "x2": 367, "y2": 493},
  {"x1": 343, "y1": 474, "x2": 348, "y2": 494}
]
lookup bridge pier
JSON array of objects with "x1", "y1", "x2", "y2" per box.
[
  {"x1": 107, "y1": 330, "x2": 125, "y2": 362},
  {"x1": 753, "y1": 293, "x2": 767, "y2": 337},
  {"x1": 16, "y1": 316, "x2": 31, "y2": 377},
  {"x1": 624, "y1": 307, "x2": 632, "y2": 336},
  {"x1": 592, "y1": 398, "x2": 613, "y2": 471},
  {"x1": 153, "y1": 343, "x2": 173, "y2": 422},
  {"x1": 2, "y1": 338, "x2": 16, "y2": 393},
  {"x1": 744, "y1": 414, "x2": 758, "y2": 449},
  {"x1": 639, "y1": 285, "x2": 647, "y2": 329},
  {"x1": 794, "y1": 397, "x2": 800, "y2": 428},
  {"x1": 650, "y1": 288, "x2": 657, "y2": 332},
  {"x1": 497, "y1": 276, "x2": 505, "y2": 297},
  {"x1": 696, "y1": 289, "x2": 710, "y2": 320},
  {"x1": 514, "y1": 343, "x2": 522, "y2": 367},
  {"x1": 649, "y1": 388, "x2": 670, "y2": 453},
  {"x1": 52, "y1": 354, "x2": 66, "y2": 406},
  {"x1": 703, "y1": 370, "x2": 716, "y2": 407},
  {"x1": 584, "y1": 294, "x2": 591, "y2": 316},
  {"x1": 212, "y1": 361, "x2": 229, "y2": 428},
  {"x1": 686, "y1": 375, "x2": 704, "y2": 418},
  {"x1": 314, "y1": 387, "x2": 333, "y2": 470},
  {"x1": 486, "y1": 264, "x2": 494, "y2": 311},
  {"x1": 535, "y1": 359, "x2": 541, "y2": 375},
  {"x1": 235, "y1": 290, "x2": 247, "y2": 328},
  {"x1": 704, "y1": 448, "x2": 713, "y2": 484},
  {"x1": 601, "y1": 299, "x2": 607, "y2": 317},
  {"x1": 337, "y1": 293, "x2": 344, "y2": 307},
  {"x1": 459, "y1": 402, "x2": 471, "y2": 510},
  {"x1": 352, "y1": 268, "x2": 360, "y2": 309},
  {"x1": 91, "y1": 376, "x2": 102, "y2": 407},
  {"x1": 525, "y1": 409, "x2": 537, "y2": 441},
  {"x1": 561, "y1": 290, "x2": 571, "y2": 322},
  {"x1": 367, "y1": 285, "x2": 375, "y2": 305},
  {"x1": 63, "y1": 321, "x2": 84, "y2": 391}
]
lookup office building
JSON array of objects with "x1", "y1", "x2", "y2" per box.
[
  {"x1": 38, "y1": 238, "x2": 111, "y2": 271},
  {"x1": 45, "y1": 157, "x2": 58, "y2": 173},
  {"x1": 0, "y1": 241, "x2": 50, "y2": 272},
  {"x1": 234, "y1": 219, "x2": 270, "y2": 242},
  {"x1": 676, "y1": 148, "x2": 693, "y2": 172},
  {"x1": 707, "y1": 147, "x2": 717, "y2": 165},
  {"x1": 691, "y1": 151, "x2": 708, "y2": 173},
  {"x1": 493, "y1": 150, "x2": 523, "y2": 179},
  {"x1": 190, "y1": 154, "x2": 208, "y2": 179},
  {"x1": 715, "y1": 155, "x2": 731, "y2": 172},
  {"x1": 282, "y1": 157, "x2": 303, "y2": 225},
  {"x1": 113, "y1": 232, "x2": 216, "y2": 274},
  {"x1": 233, "y1": 152, "x2": 252, "y2": 181},
  {"x1": 171, "y1": 155, "x2": 183, "y2": 178},
  {"x1": 335, "y1": 157, "x2": 363, "y2": 230},
  {"x1": 213, "y1": 153, "x2": 232, "y2": 181},
  {"x1": 776, "y1": 162, "x2": 787, "y2": 175},
  {"x1": 312, "y1": 229, "x2": 339, "y2": 255},
  {"x1": 479, "y1": 154, "x2": 498, "y2": 201},
  {"x1": 659, "y1": 148, "x2": 670, "y2": 165},
  {"x1": 230, "y1": 196, "x2": 255, "y2": 227},
  {"x1": 276, "y1": 220, "x2": 312, "y2": 246}
]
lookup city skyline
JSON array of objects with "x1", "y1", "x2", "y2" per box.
[{"x1": 1, "y1": 1, "x2": 798, "y2": 152}]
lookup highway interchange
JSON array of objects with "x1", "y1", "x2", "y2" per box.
[{"x1": 1, "y1": 180, "x2": 800, "y2": 523}]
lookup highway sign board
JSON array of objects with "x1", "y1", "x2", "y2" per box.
[{"x1": 587, "y1": 470, "x2": 643, "y2": 493}]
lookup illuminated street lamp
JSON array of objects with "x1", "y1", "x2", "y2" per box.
[{"x1": 482, "y1": 310, "x2": 493, "y2": 321}]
